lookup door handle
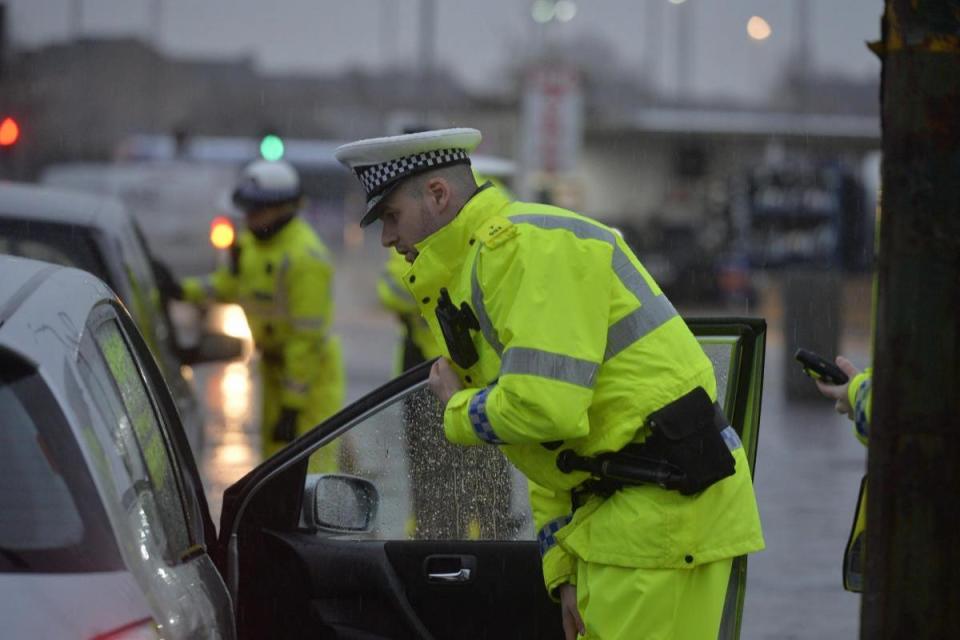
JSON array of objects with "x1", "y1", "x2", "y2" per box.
[{"x1": 427, "y1": 568, "x2": 472, "y2": 583}]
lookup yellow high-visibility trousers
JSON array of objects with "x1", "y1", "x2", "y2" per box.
[{"x1": 576, "y1": 557, "x2": 732, "y2": 639}]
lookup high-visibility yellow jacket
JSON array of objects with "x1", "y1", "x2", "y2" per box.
[
  {"x1": 405, "y1": 186, "x2": 764, "y2": 594},
  {"x1": 377, "y1": 250, "x2": 443, "y2": 367},
  {"x1": 181, "y1": 217, "x2": 337, "y2": 411}
]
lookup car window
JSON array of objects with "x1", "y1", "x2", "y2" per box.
[
  {"x1": 0, "y1": 353, "x2": 122, "y2": 573},
  {"x1": 87, "y1": 317, "x2": 194, "y2": 561},
  {"x1": 700, "y1": 339, "x2": 735, "y2": 412},
  {"x1": 307, "y1": 383, "x2": 530, "y2": 542},
  {"x1": 0, "y1": 219, "x2": 107, "y2": 282}
]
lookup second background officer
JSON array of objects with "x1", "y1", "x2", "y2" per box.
[{"x1": 176, "y1": 159, "x2": 346, "y2": 469}]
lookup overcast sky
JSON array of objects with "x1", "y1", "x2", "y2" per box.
[{"x1": 7, "y1": 0, "x2": 882, "y2": 101}]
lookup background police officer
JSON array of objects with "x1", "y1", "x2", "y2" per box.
[
  {"x1": 171, "y1": 159, "x2": 346, "y2": 469},
  {"x1": 337, "y1": 128, "x2": 764, "y2": 639}
]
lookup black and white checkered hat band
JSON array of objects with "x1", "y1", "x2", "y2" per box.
[{"x1": 355, "y1": 148, "x2": 470, "y2": 200}]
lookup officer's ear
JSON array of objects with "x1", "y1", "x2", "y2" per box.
[{"x1": 423, "y1": 176, "x2": 452, "y2": 215}]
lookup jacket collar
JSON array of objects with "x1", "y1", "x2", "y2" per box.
[{"x1": 407, "y1": 185, "x2": 511, "y2": 290}]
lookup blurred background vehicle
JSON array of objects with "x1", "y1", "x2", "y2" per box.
[
  {"x1": 0, "y1": 181, "x2": 244, "y2": 455},
  {"x1": 111, "y1": 133, "x2": 364, "y2": 255},
  {"x1": 40, "y1": 158, "x2": 239, "y2": 278}
]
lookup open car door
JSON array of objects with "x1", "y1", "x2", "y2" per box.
[{"x1": 218, "y1": 317, "x2": 765, "y2": 640}]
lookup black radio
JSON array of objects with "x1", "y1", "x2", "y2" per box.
[{"x1": 435, "y1": 288, "x2": 480, "y2": 369}]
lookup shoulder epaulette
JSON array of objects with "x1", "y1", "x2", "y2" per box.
[{"x1": 473, "y1": 215, "x2": 516, "y2": 249}]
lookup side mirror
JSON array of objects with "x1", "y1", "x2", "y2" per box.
[
  {"x1": 178, "y1": 332, "x2": 245, "y2": 365},
  {"x1": 301, "y1": 473, "x2": 379, "y2": 533}
]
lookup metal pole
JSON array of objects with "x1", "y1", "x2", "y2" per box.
[
  {"x1": 675, "y1": 1, "x2": 692, "y2": 101},
  {"x1": 795, "y1": 0, "x2": 811, "y2": 111},
  {"x1": 418, "y1": 0, "x2": 436, "y2": 122},
  {"x1": 70, "y1": 0, "x2": 84, "y2": 40},
  {"x1": 643, "y1": 0, "x2": 663, "y2": 93},
  {"x1": 149, "y1": 0, "x2": 163, "y2": 50},
  {"x1": 380, "y1": 0, "x2": 399, "y2": 71}
]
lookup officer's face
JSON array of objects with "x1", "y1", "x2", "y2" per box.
[
  {"x1": 379, "y1": 179, "x2": 451, "y2": 263},
  {"x1": 245, "y1": 205, "x2": 290, "y2": 233}
]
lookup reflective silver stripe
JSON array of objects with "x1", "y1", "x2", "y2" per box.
[
  {"x1": 509, "y1": 214, "x2": 678, "y2": 360},
  {"x1": 720, "y1": 426, "x2": 742, "y2": 451},
  {"x1": 381, "y1": 269, "x2": 416, "y2": 304},
  {"x1": 604, "y1": 298, "x2": 677, "y2": 361},
  {"x1": 471, "y1": 253, "x2": 504, "y2": 355},
  {"x1": 510, "y1": 214, "x2": 613, "y2": 244},
  {"x1": 501, "y1": 347, "x2": 598, "y2": 388}
]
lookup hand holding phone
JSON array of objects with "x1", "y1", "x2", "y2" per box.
[{"x1": 794, "y1": 348, "x2": 850, "y2": 385}]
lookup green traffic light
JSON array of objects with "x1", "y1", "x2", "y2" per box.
[{"x1": 260, "y1": 134, "x2": 285, "y2": 161}]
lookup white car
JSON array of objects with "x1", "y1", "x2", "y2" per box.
[{"x1": 0, "y1": 254, "x2": 766, "y2": 639}]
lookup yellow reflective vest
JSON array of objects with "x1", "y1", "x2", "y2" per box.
[
  {"x1": 181, "y1": 217, "x2": 337, "y2": 411},
  {"x1": 405, "y1": 186, "x2": 764, "y2": 594}
]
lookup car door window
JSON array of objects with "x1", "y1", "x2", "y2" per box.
[
  {"x1": 308, "y1": 383, "x2": 530, "y2": 542},
  {"x1": 85, "y1": 315, "x2": 194, "y2": 562}
]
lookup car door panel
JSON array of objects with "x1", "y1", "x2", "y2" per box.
[
  {"x1": 225, "y1": 319, "x2": 765, "y2": 640},
  {"x1": 384, "y1": 540, "x2": 560, "y2": 639},
  {"x1": 258, "y1": 533, "x2": 431, "y2": 640}
]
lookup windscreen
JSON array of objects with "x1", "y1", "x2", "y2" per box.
[{"x1": 0, "y1": 354, "x2": 122, "y2": 573}]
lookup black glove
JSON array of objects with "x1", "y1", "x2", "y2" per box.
[
  {"x1": 152, "y1": 259, "x2": 184, "y2": 300},
  {"x1": 271, "y1": 407, "x2": 299, "y2": 443}
]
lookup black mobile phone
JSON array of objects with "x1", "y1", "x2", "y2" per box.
[{"x1": 794, "y1": 348, "x2": 850, "y2": 385}]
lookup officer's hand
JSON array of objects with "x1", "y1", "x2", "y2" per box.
[
  {"x1": 558, "y1": 583, "x2": 585, "y2": 639},
  {"x1": 815, "y1": 356, "x2": 859, "y2": 419},
  {"x1": 428, "y1": 358, "x2": 463, "y2": 407},
  {"x1": 272, "y1": 407, "x2": 299, "y2": 443}
]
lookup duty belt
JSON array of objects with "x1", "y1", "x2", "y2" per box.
[{"x1": 557, "y1": 388, "x2": 741, "y2": 506}]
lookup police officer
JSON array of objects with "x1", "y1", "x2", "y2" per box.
[
  {"x1": 336, "y1": 128, "x2": 764, "y2": 639},
  {"x1": 174, "y1": 159, "x2": 345, "y2": 468}
]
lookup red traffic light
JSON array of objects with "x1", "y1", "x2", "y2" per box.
[{"x1": 0, "y1": 117, "x2": 20, "y2": 147}]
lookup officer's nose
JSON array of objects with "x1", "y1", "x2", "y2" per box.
[{"x1": 380, "y1": 220, "x2": 397, "y2": 249}]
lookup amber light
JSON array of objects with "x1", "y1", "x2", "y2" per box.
[
  {"x1": 210, "y1": 216, "x2": 235, "y2": 249},
  {"x1": 0, "y1": 117, "x2": 20, "y2": 146}
]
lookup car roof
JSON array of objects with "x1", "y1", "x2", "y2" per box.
[
  {"x1": 0, "y1": 254, "x2": 114, "y2": 373},
  {"x1": 0, "y1": 180, "x2": 131, "y2": 231}
]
